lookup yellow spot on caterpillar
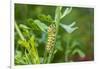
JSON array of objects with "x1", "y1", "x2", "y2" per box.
[{"x1": 46, "y1": 24, "x2": 56, "y2": 53}]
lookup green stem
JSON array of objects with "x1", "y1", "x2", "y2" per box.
[
  {"x1": 43, "y1": 51, "x2": 48, "y2": 63},
  {"x1": 46, "y1": 6, "x2": 62, "y2": 63},
  {"x1": 15, "y1": 22, "x2": 25, "y2": 40},
  {"x1": 25, "y1": 49, "x2": 31, "y2": 64},
  {"x1": 55, "y1": 6, "x2": 62, "y2": 31},
  {"x1": 34, "y1": 46, "x2": 40, "y2": 64},
  {"x1": 65, "y1": 34, "x2": 71, "y2": 62},
  {"x1": 47, "y1": 46, "x2": 55, "y2": 63}
]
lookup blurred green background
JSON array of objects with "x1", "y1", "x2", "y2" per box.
[{"x1": 15, "y1": 4, "x2": 94, "y2": 64}]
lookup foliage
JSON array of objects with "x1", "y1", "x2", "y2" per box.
[{"x1": 15, "y1": 4, "x2": 94, "y2": 65}]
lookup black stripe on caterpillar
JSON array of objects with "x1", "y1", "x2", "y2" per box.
[{"x1": 46, "y1": 24, "x2": 56, "y2": 53}]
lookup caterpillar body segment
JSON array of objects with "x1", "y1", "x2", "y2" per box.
[{"x1": 46, "y1": 24, "x2": 56, "y2": 53}]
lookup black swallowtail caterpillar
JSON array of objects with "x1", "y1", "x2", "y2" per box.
[{"x1": 46, "y1": 24, "x2": 56, "y2": 53}]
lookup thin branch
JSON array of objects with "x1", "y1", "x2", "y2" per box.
[{"x1": 15, "y1": 22, "x2": 25, "y2": 40}]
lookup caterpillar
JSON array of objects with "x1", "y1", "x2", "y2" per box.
[{"x1": 46, "y1": 24, "x2": 56, "y2": 53}]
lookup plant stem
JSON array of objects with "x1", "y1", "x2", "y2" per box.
[
  {"x1": 46, "y1": 6, "x2": 62, "y2": 63},
  {"x1": 46, "y1": 46, "x2": 55, "y2": 63},
  {"x1": 25, "y1": 49, "x2": 31, "y2": 64},
  {"x1": 65, "y1": 34, "x2": 71, "y2": 62},
  {"x1": 15, "y1": 22, "x2": 25, "y2": 40},
  {"x1": 55, "y1": 6, "x2": 62, "y2": 31},
  {"x1": 43, "y1": 51, "x2": 48, "y2": 63}
]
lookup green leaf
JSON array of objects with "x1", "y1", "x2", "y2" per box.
[
  {"x1": 19, "y1": 24, "x2": 30, "y2": 29},
  {"x1": 71, "y1": 48, "x2": 85, "y2": 58},
  {"x1": 60, "y1": 7, "x2": 72, "y2": 19},
  {"x1": 34, "y1": 20, "x2": 48, "y2": 32},
  {"x1": 27, "y1": 18, "x2": 48, "y2": 32},
  {"x1": 71, "y1": 40, "x2": 81, "y2": 49},
  {"x1": 60, "y1": 21, "x2": 78, "y2": 33},
  {"x1": 37, "y1": 14, "x2": 53, "y2": 23},
  {"x1": 55, "y1": 6, "x2": 62, "y2": 25},
  {"x1": 27, "y1": 18, "x2": 40, "y2": 30},
  {"x1": 15, "y1": 50, "x2": 22, "y2": 59},
  {"x1": 18, "y1": 39, "x2": 30, "y2": 49},
  {"x1": 15, "y1": 50, "x2": 28, "y2": 64}
]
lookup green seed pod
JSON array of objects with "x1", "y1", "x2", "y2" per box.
[{"x1": 46, "y1": 24, "x2": 56, "y2": 53}]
